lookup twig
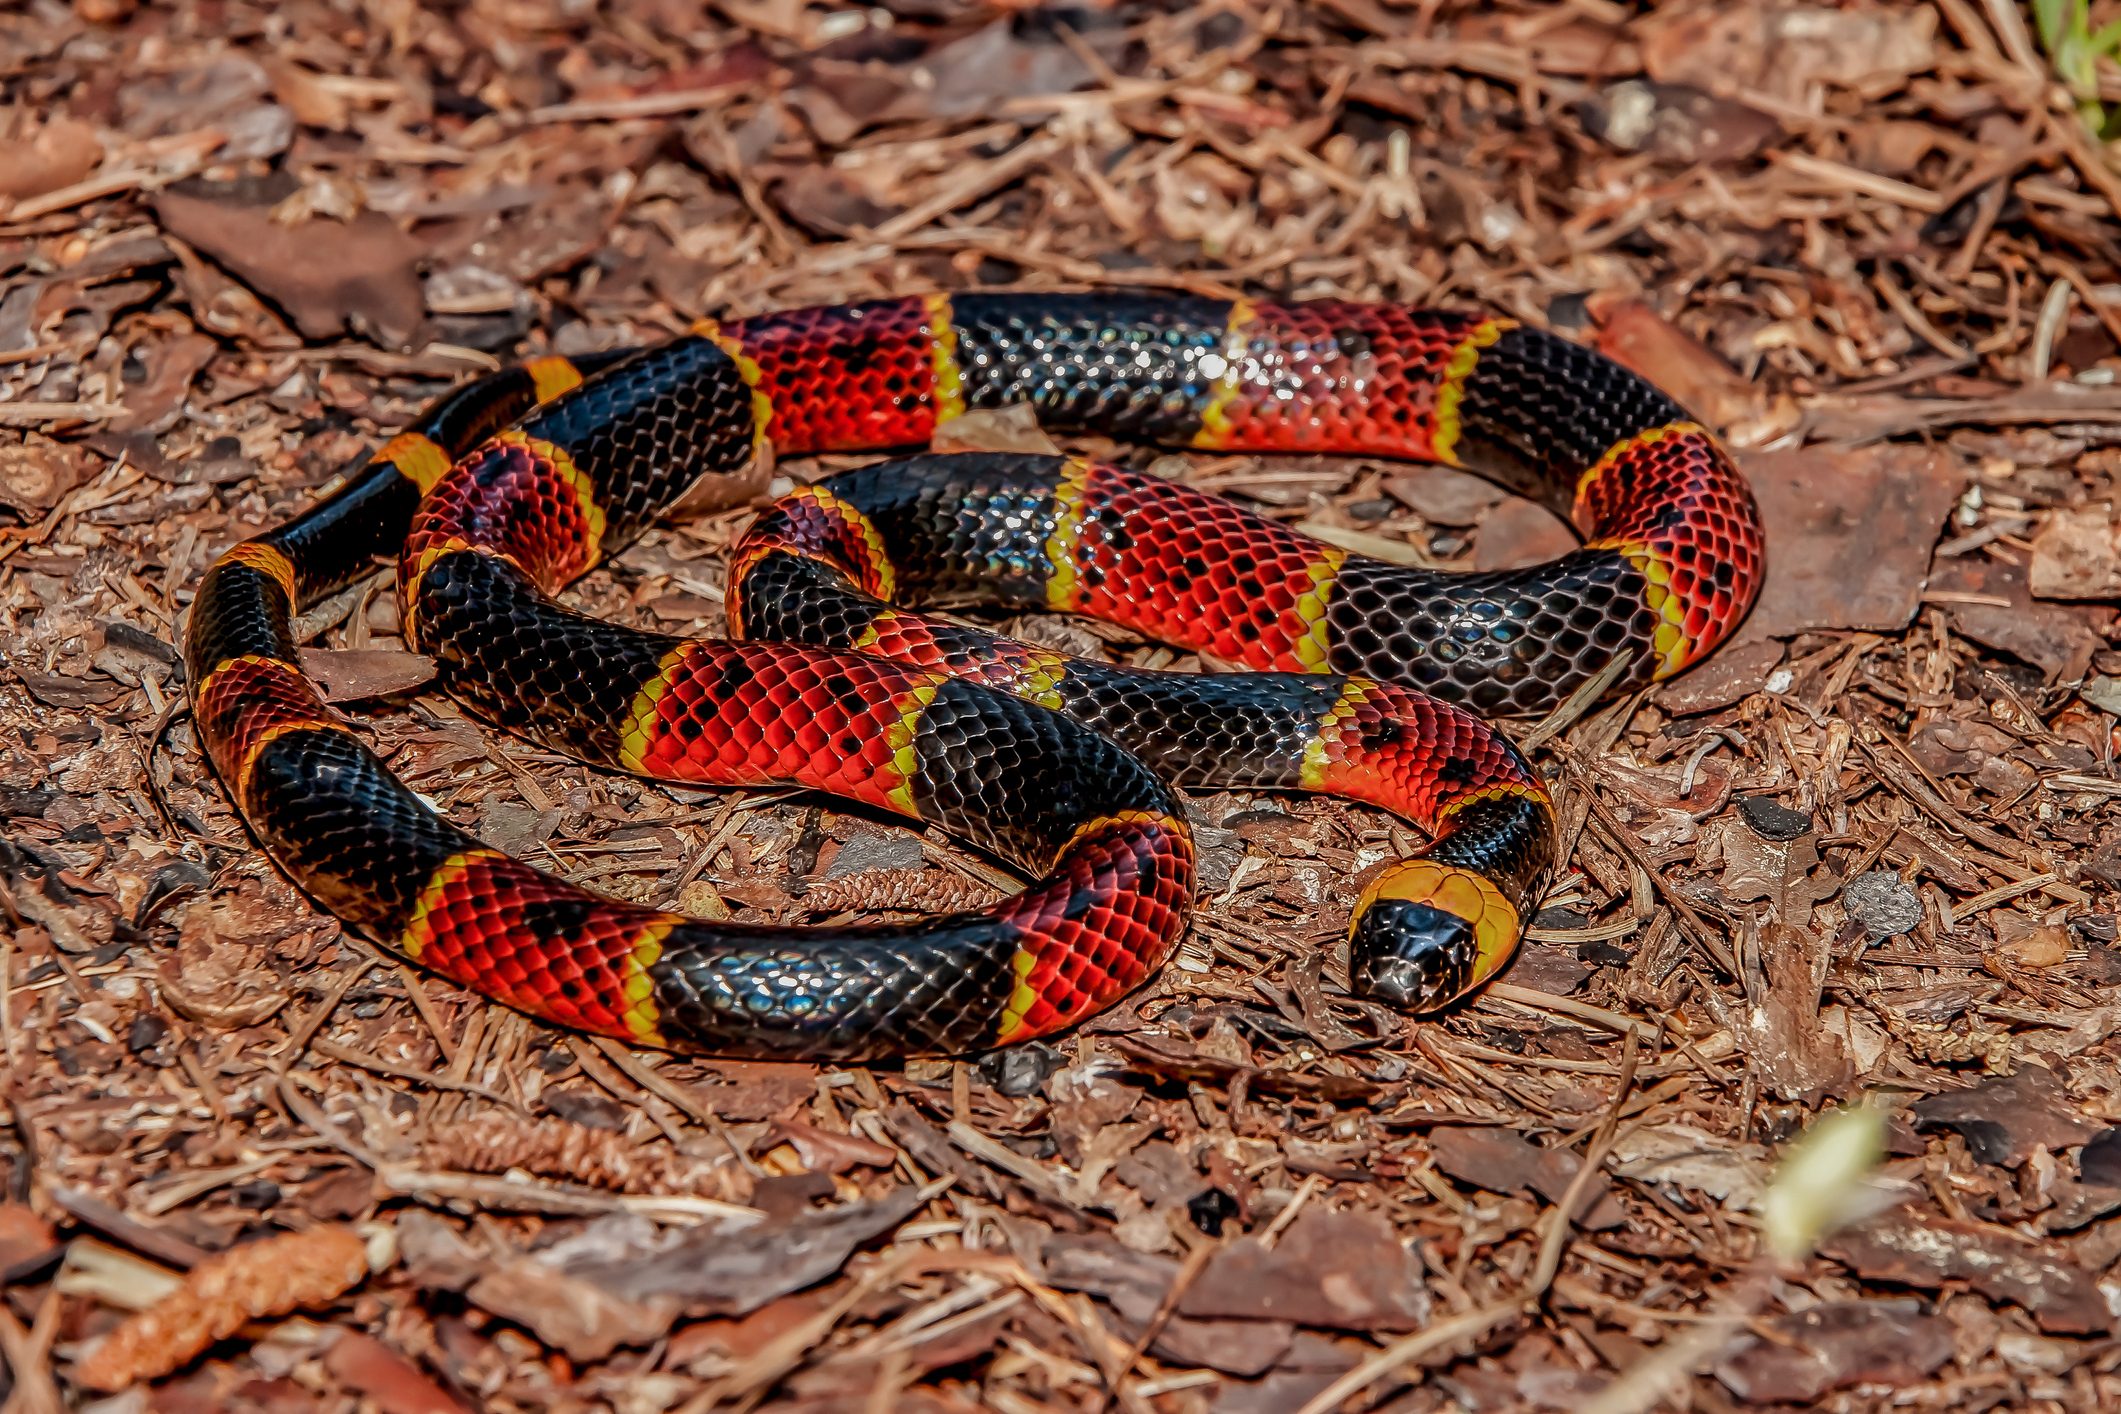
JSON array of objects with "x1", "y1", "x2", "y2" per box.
[
  {"x1": 278, "y1": 958, "x2": 376, "y2": 1065},
  {"x1": 0, "y1": 401, "x2": 125, "y2": 424},
  {"x1": 1091, "y1": 1238, "x2": 1216, "y2": 1414},
  {"x1": 1519, "y1": 650, "x2": 1635, "y2": 752},
  {"x1": 870, "y1": 132, "x2": 1070, "y2": 241},
  {"x1": 44, "y1": 1187, "x2": 212, "y2": 1271}
]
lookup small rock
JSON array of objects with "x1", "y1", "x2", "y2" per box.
[
  {"x1": 978, "y1": 1041, "x2": 1064, "y2": 1097},
  {"x1": 822, "y1": 830, "x2": 924, "y2": 878},
  {"x1": 1188, "y1": 1189, "x2": 1238, "y2": 1236},
  {"x1": 1736, "y1": 794, "x2": 1811, "y2": 842},
  {"x1": 1579, "y1": 80, "x2": 1780, "y2": 165},
  {"x1": 2079, "y1": 1128, "x2": 2121, "y2": 1188},
  {"x1": 1843, "y1": 871, "x2": 1923, "y2": 939}
]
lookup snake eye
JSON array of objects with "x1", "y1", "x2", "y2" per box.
[{"x1": 1350, "y1": 898, "x2": 1478, "y2": 1011}]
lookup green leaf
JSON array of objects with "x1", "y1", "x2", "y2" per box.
[{"x1": 2033, "y1": 0, "x2": 2074, "y2": 54}]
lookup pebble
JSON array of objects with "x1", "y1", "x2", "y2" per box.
[
  {"x1": 1736, "y1": 794, "x2": 1811, "y2": 842},
  {"x1": 823, "y1": 829, "x2": 925, "y2": 878},
  {"x1": 1843, "y1": 870, "x2": 1923, "y2": 939},
  {"x1": 979, "y1": 1041, "x2": 1065, "y2": 1097}
]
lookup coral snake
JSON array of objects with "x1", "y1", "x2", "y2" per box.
[{"x1": 184, "y1": 293, "x2": 1764, "y2": 1060}]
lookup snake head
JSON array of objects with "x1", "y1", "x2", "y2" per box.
[{"x1": 1348, "y1": 861, "x2": 1522, "y2": 1013}]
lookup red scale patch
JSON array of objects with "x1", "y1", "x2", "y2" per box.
[
  {"x1": 1070, "y1": 465, "x2": 1331, "y2": 671},
  {"x1": 410, "y1": 437, "x2": 601, "y2": 589},
  {"x1": 996, "y1": 818, "x2": 1194, "y2": 1040},
  {"x1": 631, "y1": 645, "x2": 931, "y2": 814},
  {"x1": 193, "y1": 656, "x2": 340, "y2": 790},
  {"x1": 724, "y1": 299, "x2": 942, "y2": 454},
  {"x1": 1303, "y1": 682, "x2": 1545, "y2": 828},
  {"x1": 406, "y1": 854, "x2": 657, "y2": 1037},
  {"x1": 1209, "y1": 303, "x2": 1484, "y2": 458},
  {"x1": 1577, "y1": 428, "x2": 1764, "y2": 657}
]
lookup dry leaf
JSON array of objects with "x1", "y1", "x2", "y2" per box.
[
  {"x1": 2029, "y1": 506, "x2": 2121, "y2": 601},
  {"x1": 0, "y1": 109, "x2": 103, "y2": 202},
  {"x1": 928, "y1": 403, "x2": 1062, "y2": 455},
  {"x1": 298, "y1": 647, "x2": 438, "y2": 702}
]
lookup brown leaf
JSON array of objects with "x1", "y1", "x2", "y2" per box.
[
  {"x1": 1041, "y1": 1235, "x2": 1292, "y2": 1375},
  {"x1": 1737, "y1": 445, "x2": 1967, "y2": 639},
  {"x1": 1383, "y1": 464, "x2": 1505, "y2": 527},
  {"x1": 157, "y1": 956, "x2": 290, "y2": 1029},
  {"x1": 1991, "y1": 913, "x2": 2071, "y2": 971},
  {"x1": 666, "y1": 1289, "x2": 838, "y2": 1370},
  {"x1": 1716, "y1": 1301, "x2": 1954, "y2": 1403},
  {"x1": 322, "y1": 1332, "x2": 468, "y2": 1414},
  {"x1": 1932, "y1": 547, "x2": 2108, "y2": 682},
  {"x1": 298, "y1": 647, "x2": 438, "y2": 703},
  {"x1": 1823, "y1": 1208, "x2": 2108, "y2": 1334},
  {"x1": 563, "y1": 1186, "x2": 924, "y2": 1314},
  {"x1": 928, "y1": 403, "x2": 1063, "y2": 456},
  {"x1": 74, "y1": 1226, "x2": 370, "y2": 1391},
  {"x1": 770, "y1": 167, "x2": 896, "y2": 236},
  {"x1": 1909, "y1": 1065, "x2": 2097, "y2": 1168},
  {"x1": 1579, "y1": 81, "x2": 1780, "y2": 165},
  {"x1": 1178, "y1": 1207, "x2": 1433, "y2": 1332},
  {"x1": 0, "y1": 109, "x2": 102, "y2": 202},
  {"x1": 766, "y1": 1117, "x2": 900, "y2": 1175},
  {"x1": 1642, "y1": 5, "x2": 1936, "y2": 102},
  {"x1": 167, "y1": 233, "x2": 300, "y2": 348},
  {"x1": 1471, "y1": 497, "x2": 1578, "y2": 573},
  {"x1": 1654, "y1": 635, "x2": 1785, "y2": 715},
  {"x1": 1584, "y1": 295, "x2": 1764, "y2": 433},
  {"x1": 1697, "y1": 817, "x2": 1836, "y2": 927},
  {"x1": 1737, "y1": 921, "x2": 1850, "y2": 1100},
  {"x1": 2029, "y1": 505, "x2": 2121, "y2": 601},
  {"x1": 885, "y1": 21, "x2": 1095, "y2": 122},
  {"x1": 0, "y1": 1202, "x2": 57, "y2": 1274},
  {"x1": 395, "y1": 1212, "x2": 487, "y2": 1294},
  {"x1": 106, "y1": 330, "x2": 216, "y2": 436},
  {"x1": 430, "y1": 185, "x2": 609, "y2": 286},
  {"x1": 153, "y1": 176, "x2": 427, "y2": 349},
  {"x1": 1427, "y1": 1126, "x2": 1626, "y2": 1229},
  {"x1": 683, "y1": 1062, "x2": 818, "y2": 1123},
  {"x1": 12, "y1": 667, "x2": 129, "y2": 710},
  {"x1": 786, "y1": 1304, "x2": 1015, "y2": 1398},
  {"x1": 0, "y1": 437, "x2": 95, "y2": 513},
  {"x1": 465, "y1": 1261, "x2": 677, "y2": 1362},
  {"x1": 1504, "y1": 940, "x2": 1598, "y2": 996}
]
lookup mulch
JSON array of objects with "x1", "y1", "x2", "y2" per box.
[{"x1": 3, "y1": 0, "x2": 2120, "y2": 1409}]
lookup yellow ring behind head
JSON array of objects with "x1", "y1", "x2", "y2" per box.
[{"x1": 1355, "y1": 860, "x2": 1522, "y2": 1001}]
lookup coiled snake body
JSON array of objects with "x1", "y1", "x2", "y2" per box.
[{"x1": 184, "y1": 294, "x2": 1763, "y2": 1060}]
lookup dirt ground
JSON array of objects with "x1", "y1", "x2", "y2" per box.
[{"x1": 3, "y1": 0, "x2": 2121, "y2": 1409}]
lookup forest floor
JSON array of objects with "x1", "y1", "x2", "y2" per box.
[{"x1": 4, "y1": 0, "x2": 2121, "y2": 1410}]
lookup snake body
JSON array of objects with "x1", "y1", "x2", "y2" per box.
[{"x1": 184, "y1": 294, "x2": 1763, "y2": 1059}]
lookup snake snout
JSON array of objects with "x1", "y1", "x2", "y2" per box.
[{"x1": 1349, "y1": 898, "x2": 1479, "y2": 1012}]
